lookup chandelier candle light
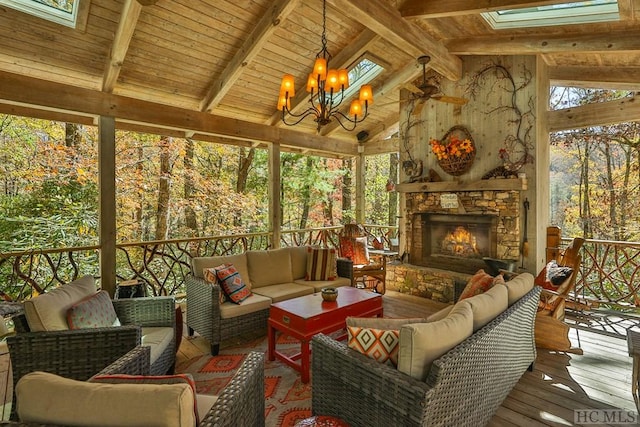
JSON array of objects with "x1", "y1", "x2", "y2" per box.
[{"x1": 277, "y1": 0, "x2": 373, "y2": 132}]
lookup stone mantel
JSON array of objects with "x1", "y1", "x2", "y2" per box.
[{"x1": 396, "y1": 177, "x2": 527, "y2": 193}]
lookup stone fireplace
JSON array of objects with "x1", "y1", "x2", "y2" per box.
[
  {"x1": 412, "y1": 213, "x2": 498, "y2": 275},
  {"x1": 387, "y1": 183, "x2": 525, "y2": 303}
]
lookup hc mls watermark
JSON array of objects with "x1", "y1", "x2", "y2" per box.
[{"x1": 574, "y1": 409, "x2": 639, "y2": 425}]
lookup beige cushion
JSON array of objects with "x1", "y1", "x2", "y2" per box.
[
  {"x1": 397, "y1": 302, "x2": 473, "y2": 381},
  {"x1": 288, "y1": 246, "x2": 310, "y2": 280},
  {"x1": 16, "y1": 371, "x2": 196, "y2": 427},
  {"x1": 504, "y1": 272, "x2": 534, "y2": 306},
  {"x1": 464, "y1": 284, "x2": 509, "y2": 331},
  {"x1": 219, "y1": 293, "x2": 272, "y2": 319},
  {"x1": 192, "y1": 254, "x2": 251, "y2": 288},
  {"x1": 141, "y1": 327, "x2": 174, "y2": 366},
  {"x1": 426, "y1": 305, "x2": 453, "y2": 322},
  {"x1": 252, "y1": 283, "x2": 314, "y2": 303},
  {"x1": 346, "y1": 316, "x2": 426, "y2": 329},
  {"x1": 196, "y1": 394, "x2": 219, "y2": 422},
  {"x1": 246, "y1": 248, "x2": 293, "y2": 288},
  {"x1": 23, "y1": 275, "x2": 96, "y2": 332},
  {"x1": 293, "y1": 276, "x2": 351, "y2": 292}
]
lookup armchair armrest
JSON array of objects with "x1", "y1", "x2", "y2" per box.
[
  {"x1": 186, "y1": 275, "x2": 223, "y2": 344},
  {"x1": 112, "y1": 296, "x2": 176, "y2": 328},
  {"x1": 91, "y1": 345, "x2": 151, "y2": 377},
  {"x1": 201, "y1": 351, "x2": 265, "y2": 427},
  {"x1": 311, "y1": 334, "x2": 431, "y2": 427}
]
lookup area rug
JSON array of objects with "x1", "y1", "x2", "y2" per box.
[{"x1": 176, "y1": 334, "x2": 313, "y2": 427}]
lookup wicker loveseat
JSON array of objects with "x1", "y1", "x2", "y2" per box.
[
  {"x1": 5, "y1": 346, "x2": 265, "y2": 427},
  {"x1": 187, "y1": 246, "x2": 352, "y2": 354},
  {"x1": 311, "y1": 274, "x2": 541, "y2": 427}
]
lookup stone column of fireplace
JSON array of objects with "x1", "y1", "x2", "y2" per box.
[{"x1": 387, "y1": 189, "x2": 521, "y2": 303}]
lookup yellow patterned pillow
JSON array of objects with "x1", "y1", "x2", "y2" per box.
[{"x1": 347, "y1": 326, "x2": 400, "y2": 366}]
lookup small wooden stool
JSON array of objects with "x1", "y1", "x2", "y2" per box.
[
  {"x1": 294, "y1": 415, "x2": 349, "y2": 427},
  {"x1": 627, "y1": 329, "x2": 640, "y2": 412}
]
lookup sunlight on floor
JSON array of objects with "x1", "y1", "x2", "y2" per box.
[{"x1": 540, "y1": 411, "x2": 573, "y2": 425}]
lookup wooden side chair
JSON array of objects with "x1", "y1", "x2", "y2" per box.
[
  {"x1": 534, "y1": 234, "x2": 585, "y2": 354},
  {"x1": 338, "y1": 224, "x2": 387, "y2": 294}
]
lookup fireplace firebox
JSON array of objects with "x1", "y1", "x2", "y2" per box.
[{"x1": 410, "y1": 213, "x2": 498, "y2": 274}]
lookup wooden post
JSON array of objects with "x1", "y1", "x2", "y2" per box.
[
  {"x1": 355, "y1": 150, "x2": 365, "y2": 224},
  {"x1": 535, "y1": 56, "x2": 551, "y2": 274},
  {"x1": 268, "y1": 142, "x2": 281, "y2": 248},
  {"x1": 98, "y1": 116, "x2": 117, "y2": 296}
]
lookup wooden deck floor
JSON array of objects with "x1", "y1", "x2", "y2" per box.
[{"x1": 178, "y1": 291, "x2": 639, "y2": 426}]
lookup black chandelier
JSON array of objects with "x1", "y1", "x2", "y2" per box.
[{"x1": 276, "y1": 0, "x2": 373, "y2": 132}]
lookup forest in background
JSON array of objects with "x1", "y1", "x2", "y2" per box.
[
  {"x1": 0, "y1": 113, "x2": 397, "y2": 253},
  {"x1": 549, "y1": 88, "x2": 640, "y2": 241}
]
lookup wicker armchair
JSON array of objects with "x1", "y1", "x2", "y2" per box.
[
  {"x1": 5, "y1": 347, "x2": 265, "y2": 427},
  {"x1": 7, "y1": 296, "x2": 176, "y2": 421}
]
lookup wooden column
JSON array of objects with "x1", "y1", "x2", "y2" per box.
[
  {"x1": 98, "y1": 116, "x2": 117, "y2": 296},
  {"x1": 355, "y1": 150, "x2": 365, "y2": 224},
  {"x1": 535, "y1": 56, "x2": 551, "y2": 273},
  {"x1": 268, "y1": 142, "x2": 281, "y2": 248}
]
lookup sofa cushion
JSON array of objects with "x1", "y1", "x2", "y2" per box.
[
  {"x1": 246, "y1": 248, "x2": 293, "y2": 288},
  {"x1": 305, "y1": 247, "x2": 337, "y2": 281},
  {"x1": 459, "y1": 269, "x2": 496, "y2": 301},
  {"x1": 202, "y1": 268, "x2": 228, "y2": 304},
  {"x1": 464, "y1": 283, "x2": 509, "y2": 331},
  {"x1": 346, "y1": 317, "x2": 426, "y2": 367},
  {"x1": 213, "y1": 264, "x2": 251, "y2": 304},
  {"x1": 288, "y1": 245, "x2": 310, "y2": 280},
  {"x1": 397, "y1": 302, "x2": 473, "y2": 381},
  {"x1": 16, "y1": 371, "x2": 196, "y2": 427},
  {"x1": 504, "y1": 272, "x2": 534, "y2": 306},
  {"x1": 294, "y1": 277, "x2": 350, "y2": 292},
  {"x1": 426, "y1": 305, "x2": 453, "y2": 323},
  {"x1": 23, "y1": 275, "x2": 97, "y2": 332},
  {"x1": 192, "y1": 254, "x2": 251, "y2": 289},
  {"x1": 252, "y1": 283, "x2": 314, "y2": 303},
  {"x1": 348, "y1": 326, "x2": 400, "y2": 366},
  {"x1": 219, "y1": 293, "x2": 272, "y2": 319},
  {"x1": 142, "y1": 327, "x2": 174, "y2": 366},
  {"x1": 67, "y1": 290, "x2": 121, "y2": 330}
]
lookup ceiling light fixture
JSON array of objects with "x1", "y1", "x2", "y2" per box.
[{"x1": 277, "y1": 0, "x2": 373, "y2": 132}]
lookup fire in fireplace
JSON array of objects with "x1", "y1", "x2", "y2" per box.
[{"x1": 410, "y1": 213, "x2": 498, "y2": 274}]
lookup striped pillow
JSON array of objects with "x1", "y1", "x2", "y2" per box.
[{"x1": 305, "y1": 247, "x2": 337, "y2": 281}]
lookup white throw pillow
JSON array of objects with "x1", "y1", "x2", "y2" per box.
[{"x1": 397, "y1": 302, "x2": 473, "y2": 381}]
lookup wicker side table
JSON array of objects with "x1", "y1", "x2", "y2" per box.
[{"x1": 628, "y1": 329, "x2": 640, "y2": 412}]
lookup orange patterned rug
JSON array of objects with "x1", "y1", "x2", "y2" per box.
[{"x1": 176, "y1": 333, "x2": 313, "y2": 427}]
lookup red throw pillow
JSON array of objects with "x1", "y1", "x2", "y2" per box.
[
  {"x1": 458, "y1": 269, "x2": 495, "y2": 301},
  {"x1": 203, "y1": 268, "x2": 228, "y2": 304}
]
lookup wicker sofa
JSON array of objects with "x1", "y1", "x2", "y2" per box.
[
  {"x1": 311, "y1": 273, "x2": 541, "y2": 427},
  {"x1": 5, "y1": 346, "x2": 265, "y2": 427},
  {"x1": 7, "y1": 275, "x2": 176, "y2": 421},
  {"x1": 187, "y1": 246, "x2": 352, "y2": 354}
]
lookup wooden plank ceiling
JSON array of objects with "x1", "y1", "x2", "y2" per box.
[{"x1": 0, "y1": 0, "x2": 638, "y2": 156}]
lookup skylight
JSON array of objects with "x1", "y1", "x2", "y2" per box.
[
  {"x1": 342, "y1": 57, "x2": 384, "y2": 101},
  {"x1": 482, "y1": 1, "x2": 619, "y2": 29},
  {"x1": 0, "y1": 0, "x2": 80, "y2": 28}
]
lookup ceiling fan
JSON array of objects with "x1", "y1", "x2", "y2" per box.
[{"x1": 398, "y1": 55, "x2": 468, "y2": 115}]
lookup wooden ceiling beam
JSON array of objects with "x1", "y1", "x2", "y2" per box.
[
  {"x1": 549, "y1": 66, "x2": 640, "y2": 90},
  {"x1": 200, "y1": 0, "x2": 300, "y2": 113},
  {"x1": 267, "y1": 28, "x2": 380, "y2": 127},
  {"x1": 102, "y1": 0, "x2": 144, "y2": 93},
  {"x1": 547, "y1": 95, "x2": 640, "y2": 132},
  {"x1": 329, "y1": 0, "x2": 461, "y2": 81},
  {"x1": 0, "y1": 70, "x2": 358, "y2": 156},
  {"x1": 400, "y1": 0, "x2": 569, "y2": 19},
  {"x1": 446, "y1": 31, "x2": 640, "y2": 55}
]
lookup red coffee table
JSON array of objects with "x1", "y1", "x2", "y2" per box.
[{"x1": 268, "y1": 287, "x2": 383, "y2": 383}]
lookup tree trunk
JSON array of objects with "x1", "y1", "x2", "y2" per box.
[
  {"x1": 298, "y1": 157, "x2": 314, "y2": 230},
  {"x1": 388, "y1": 152, "x2": 398, "y2": 226},
  {"x1": 236, "y1": 147, "x2": 255, "y2": 193},
  {"x1": 579, "y1": 141, "x2": 592, "y2": 238},
  {"x1": 183, "y1": 137, "x2": 198, "y2": 236},
  {"x1": 602, "y1": 142, "x2": 618, "y2": 239},
  {"x1": 342, "y1": 158, "x2": 353, "y2": 223},
  {"x1": 64, "y1": 123, "x2": 81, "y2": 147},
  {"x1": 155, "y1": 136, "x2": 172, "y2": 240},
  {"x1": 136, "y1": 145, "x2": 145, "y2": 241}
]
